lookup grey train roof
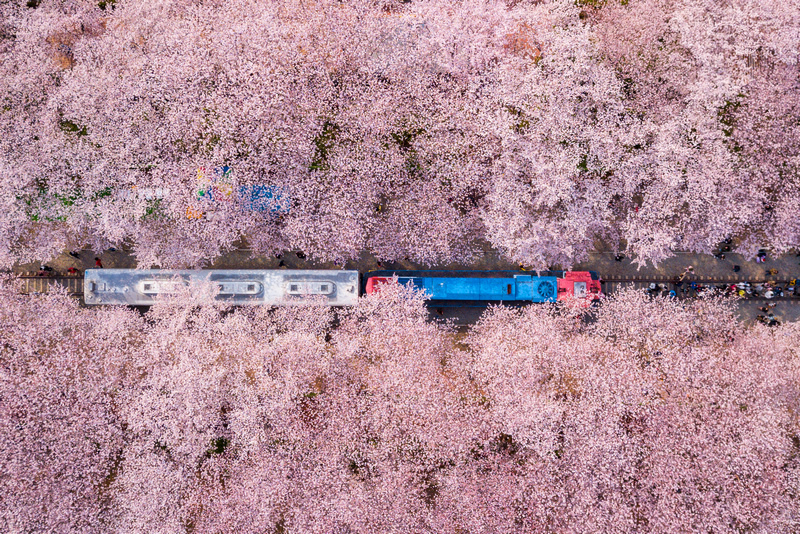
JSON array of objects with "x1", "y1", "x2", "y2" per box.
[{"x1": 84, "y1": 269, "x2": 359, "y2": 306}]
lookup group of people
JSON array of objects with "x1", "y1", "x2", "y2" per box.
[
  {"x1": 647, "y1": 277, "x2": 799, "y2": 299},
  {"x1": 37, "y1": 251, "x2": 109, "y2": 276}
]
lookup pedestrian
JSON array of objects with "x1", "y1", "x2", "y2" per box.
[
  {"x1": 759, "y1": 306, "x2": 769, "y2": 312},
  {"x1": 377, "y1": 261, "x2": 384, "y2": 269},
  {"x1": 767, "y1": 302, "x2": 777, "y2": 309},
  {"x1": 278, "y1": 260, "x2": 286, "y2": 268},
  {"x1": 764, "y1": 289, "x2": 774, "y2": 299},
  {"x1": 669, "y1": 290, "x2": 676, "y2": 298},
  {"x1": 713, "y1": 252, "x2": 726, "y2": 260},
  {"x1": 733, "y1": 265, "x2": 741, "y2": 272},
  {"x1": 67, "y1": 267, "x2": 79, "y2": 275},
  {"x1": 614, "y1": 253, "x2": 625, "y2": 262},
  {"x1": 766, "y1": 268, "x2": 778, "y2": 276},
  {"x1": 721, "y1": 245, "x2": 731, "y2": 252},
  {"x1": 68, "y1": 251, "x2": 80, "y2": 259},
  {"x1": 296, "y1": 251, "x2": 306, "y2": 260},
  {"x1": 94, "y1": 257, "x2": 103, "y2": 268}
]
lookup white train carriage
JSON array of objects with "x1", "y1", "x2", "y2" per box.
[{"x1": 84, "y1": 269, "x2": 360, "y2": 306}]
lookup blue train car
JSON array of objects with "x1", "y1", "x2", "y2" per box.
[
  {"x1": 365, "y1": 270, "x2": 601, "y2": 305},
  {"x1": 366, "y1": 270, "x2": 560, "y2": 302},
  {"x1": 389, "y1": 274, "x2": 557, "y2": 302}
]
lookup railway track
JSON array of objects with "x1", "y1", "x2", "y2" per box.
[
  {"x1": 14, "y1": 273, "x2": 799, "y2": 304},
  {"x1": 17, "y1": 273, "x2": 84, "y2": 296},
  {"x1": 601, "y1": 277, "x2": 799, "y2": 303}
]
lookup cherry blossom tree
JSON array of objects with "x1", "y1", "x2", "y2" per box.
[
  {"x1": 0, "y1": 277, "x2": 142, "y2": 533},
  {"x1": 2, "y1": 275, "x2": 799, "y2": 532},
  {"x1": 3, "y1": 0, "x2": 798, "y2": 267},
  {"x1": 455, "y1": 290, "x2": 800, "y2": 531},
  {"x1": 590, "y1": 0, "x2": 800, "y2": 263}
]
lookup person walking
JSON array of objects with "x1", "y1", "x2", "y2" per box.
[
  {"x1": 766, "y1": 268, "x2": 778, "y2": 276},
  {"x1": 94, "y1": 257, "x2": 103, "y2": 268}
]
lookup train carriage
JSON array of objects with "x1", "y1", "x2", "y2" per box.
[{"x1": 84, "y1": 269, "x2": 359, "y2": 306}]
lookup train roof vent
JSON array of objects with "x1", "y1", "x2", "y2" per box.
[{"x1": 537, "y1": 280, "x2": 555, "y2": 299}]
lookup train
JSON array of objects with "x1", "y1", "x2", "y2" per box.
[{"x1": 84, "y1": 269, "x2": 601, "y2": 306}]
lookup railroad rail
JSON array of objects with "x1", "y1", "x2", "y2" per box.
[
  {"x1": 14, "y1": 272, "x2": 799, "y2": 304},
  {"x1": 17, "y1": 273, "x2": 84, "y2": 296},
  {"x1": 601, "y1": 277, "x2": 799, "y2": 303}
]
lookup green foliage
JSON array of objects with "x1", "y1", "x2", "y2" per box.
[
  {"x1": 91, "y1": 187, "x2": 113, "y2": 200},
  {"x1": 577, "y1": 154, "x2": 589, "y2": 173},
  {"x1": 390, "y1": 128, "x2": 424, "y2": 152},
  {"x1": 207, "y1": 437, "x2": 230, "y2": 456},
  {"x1": 142, "y1": 199, "x2": 168, "y2": 221},
  {"x1": 309, "y1": 120, "x2": 340, "y2": 171},
  {"x1": 505, "y1": 105, "x2": 530, "y2": 133},
  {"x1": 59, "y1": 119, "x2": 88, "y2": 137},
  {"x1": 54, "y1": 192, "x2": 78, "y2": 208},
  {"x1": 718, "y1": 94, "x2": 745, "y2": 137},
  {"x1": 18, "y1": 184, "x2": 82, "y2": 222}
]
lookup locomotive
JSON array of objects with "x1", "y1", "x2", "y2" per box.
[
  {"x1": 365, "y1": 270, "x2": 601, "y2": 305},
  {"x1": 84, "y1": 269, "x2": 601, "y2": 306}
]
